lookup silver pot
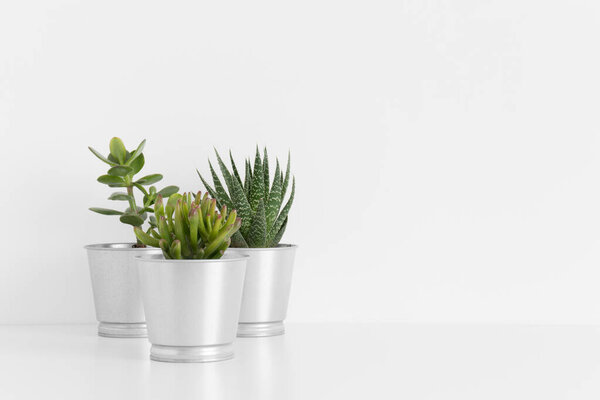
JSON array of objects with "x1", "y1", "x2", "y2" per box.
[
  {"x1": 227, "y1": 244, "x2": 297, "y2": 337},
  {"x1": 84, "y1": 243, "x2": 161, "y2": 338},
  {"x1": 136, "y1": 253, "x2": 248, "y2": 363}
]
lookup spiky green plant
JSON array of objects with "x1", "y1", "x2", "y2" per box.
[
  {"x1": 89, "y1": 137, "x2": 179, "y2": 246},
  {"x1": 134, "y1": 192, "x2": 241, "y2": 259},
  {"x1": 197, "y1": 147, "x2": 295, "y2": 248}
]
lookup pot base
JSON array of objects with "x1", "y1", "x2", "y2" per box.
[
  {"x1": 237, "y1": 321, "x2": 285, "y2": 337},
  {"x1": 98, "y1": 322, "x2": 147, "y2": 338},
  {"x1": 150, "y1": 344, "x2": 234, "y2": 363}
]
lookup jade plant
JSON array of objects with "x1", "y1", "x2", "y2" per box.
[
  {"x1": 134, "y1": 192, "x2": 241, "y2": 259},
  {"x1": 89, "y1": 137, "x2": 179, "y2": 246},
  {"x1": 197, "y1": 147, "x2": 295, "y2": 248}
]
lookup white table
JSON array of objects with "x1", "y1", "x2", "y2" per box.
[{"x1": 0, "y1": 323, "x2": 599, "y2": 399}]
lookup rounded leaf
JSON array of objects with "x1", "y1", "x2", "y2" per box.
[
  {"x1": 108, "y1": 192, "x2": 131, "y2": 201},
  {"x1": 89, "y1": 207, "x2": 123, "y2": 215},
  {"x1": 120, "y1": 213, "x2": 145, "y2": 226},
  {"x1": 130, "y1": 153, "x2": 145, "y2": 175},
  {"x1": 107, "y1": 165, "x2": 133, "y2": 177},
  {"x1": 97, "y1": 175, "x2": 125, "y2": 185},
  {"x1": 125, "y1": 139, "x2": 146, "y2": 166},
  {"x1": 136, "y1": 174, "x2": 163, "y2": 185},
  {"x1": 88, "y1": 146, "x2": 117, "y2": 166},
  {"x1": 158, "y1": 185, "x2": 179, "y2": 198},
  {"x1": 125, "y1": 206, "x2": 148, "y2": 221},
  {"x1": 109, "y1": 137, "x2": 127, "y2": 164}
]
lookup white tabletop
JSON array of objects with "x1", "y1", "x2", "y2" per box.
[{"x1": 0, "y1": 323, "x2": 598, "y2": 399}]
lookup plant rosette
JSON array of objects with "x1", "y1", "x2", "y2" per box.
[
  {"x1": 199, "y1": 147, "x2": 298, "y2": 337},
  {"x1": 135, "y1": 192, "x2": 248, "y2": 362},
  {"x1": 86, "y1": 138, "x2": 179, "y2": 338}
]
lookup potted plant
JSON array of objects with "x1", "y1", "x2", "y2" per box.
[
  {"x1": 198, "y1": 147, "x2": 297, "y2": 337},
  {"x1": 85, "y1": 137, "x2": 179, "y2": 338},
  {"x1": 134, "y1": 192, "x2": 248, "y2": 362}
]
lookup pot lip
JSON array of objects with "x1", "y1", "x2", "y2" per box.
[
  {"x1": 134, "y1": 254, "x2": 250, "y2": 263},
  {"x1": 227, "y1": 243, "x2": 298, "y2": 252},
  {"x1": 84, "y1": 243, "x2": 162, "y2": 252}
]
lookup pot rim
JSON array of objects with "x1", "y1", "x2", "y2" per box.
[
  {"x1": 227, "y1": 243, "x2": 298, "y2": 252},
  {"x1": 135, "y1": 254, "x2": 250, "y2": 263},
  {"x1": 84, "y1": 243, "x2": 162, "y2": 251}
]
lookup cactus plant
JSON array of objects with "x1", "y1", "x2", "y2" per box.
[
  {"x1": 134, "y1": 192, "x2": 241, "y2": 259},
  {"x1": 89, "y1": 137, "x2": 179, "y2": 246},
  {"x1": 197, "y1": 147, "x2": 295, "y2": 248}
]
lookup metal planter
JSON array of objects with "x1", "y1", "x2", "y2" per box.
[
  {"x1": 85, "y1": 243, "x2": 161, "y2": 338},
  {"x1": 136, "y1": 254, "x2": 248, "y2": 363},
  {"x1": 227, "y1": 244, "x2": 297, "y2": 337}
]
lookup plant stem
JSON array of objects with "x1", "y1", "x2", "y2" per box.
[
  {"x1": 126, "y1": 183, "x2": 144, "y2": 246},
  {"x1": 126, "y1": 185, "x2": 138, "y2": 215}
]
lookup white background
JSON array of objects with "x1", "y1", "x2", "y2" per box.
[{"x1": 1, "y1": 0, "x2": 600, "y2": 325}]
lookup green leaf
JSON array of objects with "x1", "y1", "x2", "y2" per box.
[
  {"x1": 282, "y1": 151, "x2": 291, "y2": 198},
  {"x1": 97, "y1": 175, "x2": 125, "y2": 186},
  {"x1": 150, "y1": 228, "x2": 161, "y2": 239},
  {"x1": 157, "y1": 185, "x2": 179, "y2": 198},
  {"x1": 268, "y1": 217, "x2": 287, "y2": 247},
  {"x1": 197, "y1": 170, "x2": 220, "y2": 205},
  {"x1": 209, "y1": 161, "x2": 232, "y2": 208},
  {"x1": 130, "y1": 153, "x2": 145, "y2": 174},
  {"x1": 204, "y1": 225, "x2": 236, "y2": 257},
  {"x1": 136, "y1": 174, "x2": 163, "y2": 185},
  {"x1": 229, "y1": 150, "x2": 244, "y2": 189},
  {"x1": 109, "y1": 137, "x2": 127, "y2": 164},
  {"x1": 265, "y1": 160, "x2": 283, "y2": 230},
  {"x1": 89, "y1": 207, "x2": 123, "y2": 215},
  {"x1": 134, "y1": 226, "x2": 160, "y2": 247},
  {"x1": 125, "y1": 206, "x2": 148, "y2": 221},
  {"x1": 170, "y1": 240, "x2": 182, "y2": 259},
  {"x1": 159, "y1": 239, "x2": 171, "y2": 258},
  {"x1": 126, "y1": 139, "x2": 146, "y2": 165},
  {"x1": 108, "y1": 192, "x2": 131, "y2": 201},
  {"x1": 107, "y1": 165, "x2": 133, "y2": 177},
  {"x1": 244, "y1": 159, "x2": 252, "y2": 196},
  {"x1": 267, "y1": 176, "x2": 294, "y2": 244},
  {"x1": 120, "y1": 213, "x2": 145, "y2": 226},
  {"x1": 214, "y1": 150, "x2": 253, "y2": 236},
  {"x1": 249, "y1": 147, "x2": 265, "y2": 212},
  {"x1": 230, "y1": 231, "x2": 249, "y2": 248},
  {"x1": 247, "y1": 198, "x2": 267, "y2": 247},
  {"x1": 88, "y1": 146, "x2": 117, "y2": 166},
  {"x1": 263, "y1": 147, "x2": 270, "y2": 203},
  {"x1": 148, "y1": 215, "x2": 157, "y2": 227},
  {"x1": 133, "y1": 182, "x2": 149, "y2": 196}
]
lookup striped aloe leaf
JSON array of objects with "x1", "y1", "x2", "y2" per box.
[{"x1": 197, "y1": 147, "x2": 295, "y2": 248}]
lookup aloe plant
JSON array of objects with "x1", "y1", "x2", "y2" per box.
[
  {"x1": 89, "y1": 137, "x2": 179, "y2": 246},
  {"x1": 197, "y1": 147, "x2": 295, "y2": 248},
  {"x1": 134, "y1": 192, "x2": 241, "y2": 259}
]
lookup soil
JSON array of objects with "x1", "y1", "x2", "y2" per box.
[{"x1": 132, "y1": 244, "x2": 147, "y2": 248}]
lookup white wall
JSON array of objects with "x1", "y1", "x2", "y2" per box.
[{"x1": 2, "y1": 0, "x2": 600, "y2": 324}]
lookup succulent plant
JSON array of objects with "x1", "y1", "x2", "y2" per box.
[
  {"x1": 197, "y1": 147, "x2": 295, "y2": 248},
  {"x1": 89, "y1": 137, "x2": 179, "y2": 245},
  {"x1": 134, "y1": 192, "x2": 241, "y2": 259}
]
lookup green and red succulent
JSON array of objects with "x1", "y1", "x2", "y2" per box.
[{"x1": 134, "y1": 192, "x2": 241, "y2": 259}]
